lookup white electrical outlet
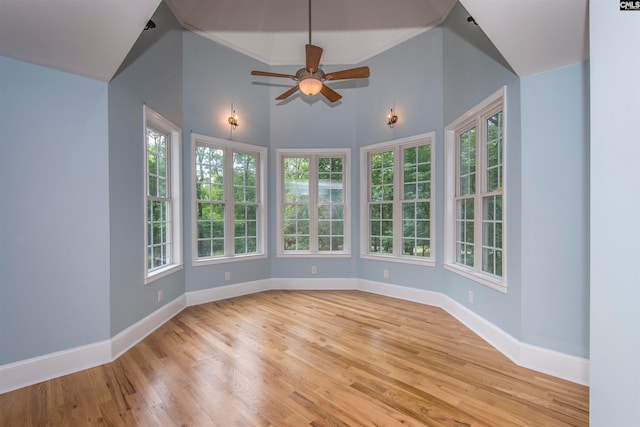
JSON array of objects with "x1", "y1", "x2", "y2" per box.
[
  {"x1": 383, "y1": 269, "x2": 389, "y2": 279},
  {"x1": 157, "y1": 290, "x2": 163, "y2": 303},
  {"x1": 311, "y1": 265, "x2": 317, "y2": 274},
  {"x1": 225, "y1": 272, "x2": 231, "y2": 280},
  {"x1": 468, "y1": 290, "x2": 474, "y2": 304}
]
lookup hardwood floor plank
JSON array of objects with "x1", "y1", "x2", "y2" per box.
[{"x1": 0, "y1": 290, "x2": 588, "y2": 426}]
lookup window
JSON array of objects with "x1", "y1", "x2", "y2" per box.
[
  {"x1": 144, "y1": 106, "x2": 182, "y2": 283},
  {"x1": 444, "y1": 87, "x2": 506, "y2": 291},
  {"x1": 192, "y1": 134, "x2": 267, "y2": 264},
  {"x1": 360, "y1": 133, "x2": 435, "y2": 266},
  {"x1": 277, "y1": 149, "x2": 350, "y2": 256}
]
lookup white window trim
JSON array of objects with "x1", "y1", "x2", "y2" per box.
[
  {"x1": 276, "y1": 148, "x2": 351, "y2": 257},
  {"x1": 191, "y1": 133, "x2": 268, "y2": 266},
  {"x1": 444, "y1": 87, "x2": 507, "y2": 292},
  {"x1": 143, "y1": 105, "x2": 183, "y2": 284},
  {"x1": 359, "y1": 132, "x2": 436, "y2": 267}
]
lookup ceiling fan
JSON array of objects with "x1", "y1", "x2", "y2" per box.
[{"x1": 250, "y1": 0, "x2": 370, "y2": 103}]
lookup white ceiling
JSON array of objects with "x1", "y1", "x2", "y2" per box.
[
  {"x1": 0, "y1": 0, "x2": 588, "y2": 82},
  {"x1": 165, "y1": 0, "x2": 457, "y2": 65},
  {"x1": 0, "y1": 0, "x2": 162, "y2": 82},
  {"x1": 459, "y1": 0, "x2": 589, "y2": 77}
]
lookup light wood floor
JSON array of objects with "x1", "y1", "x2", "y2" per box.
[{"x1": 1, "y1": 290, "x2": 589, "y2": 426}]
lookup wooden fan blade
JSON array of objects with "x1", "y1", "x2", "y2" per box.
[
  {"x1": 306, "y1": 44, "x2": 323, "y2": 73},
  {"x1": 324, "y1": 66, "x2": 370, "y2": 81},
  {"x1": 320, "y1": 84, "x2": 342, "y2": 103},
  {"x1": 276, "y1": 85, "x2": 300, "y2": 100},
  {"x1": 251, "y1": 70, "x2": 297, "y2": 80}
]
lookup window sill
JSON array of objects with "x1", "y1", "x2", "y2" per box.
[
  {"x1": 444, "y1": 263, "x2": 507, "y2": 293},
  {"x1": 145, "y1": 264, "x2": 183, "y2": 284},
  {"x1": 360, "y1": 253, "x2": 435, "y2": 267},
  {"x1": 192, "y1": 253, "x2": 267, "y2": 266}
]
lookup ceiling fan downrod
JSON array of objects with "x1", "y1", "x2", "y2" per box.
[{"x1": 308, "y1": 0, "x2": 312, "y2": 45}]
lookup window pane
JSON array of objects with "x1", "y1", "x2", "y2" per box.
[
  {"x1": 486, "y1": 111, "x2": 503, "y2": 193},
  {"x1": 195, "y1": 146, "x2": 224, "y2": 201},
  {"x1": 317, "y1": 157, "x2": 345, "y2": 252},
  {"x1": 318, "y1": 237, "x2": 330, "y2": 251},
  {"x1": 235, "y1": 237, "x2": 247, "y2": 254},
  {"x1": 298, "y1": 236, "x2": 310, "y2": 251},
  {"x1": 198, "y1": 240, "x2": 212, "y2": 258},
  {"x1": 458, "y1": 128, "x2": 476, "y2": 196},
  {"x1": 402, "y1": 201, "x2": 430, "y2": 257},
  {"x1": 158, "y1": 177, "x2": 167, "y2": 198},
  {"x1": 331, "y1": 237, "x2": 344, "y2": 251},
  {"x1": 284, "y1": 157, "x2": 309, "y2": 202},
  {"x1": 318, "y1": 205, "x2": 329, "y2": 220},
  {"x1": 381, "y1": 238, "x2": 393, "y2": 254},
  {"x1": 146, "y1": 127, "x2": 169, "y2": 198},
  {"x1": 318, "y1": 220, "x2": 330, "y2": 235},
  {"x1": 333, "y1": 220, "x2": 343, "y2": 236},
  {"x1": 369, "y1": 201, "x2": 393, "y2": 254},
  {"x1": 455, "y1": 198, "x2": 474, "y2": 267},
  {"x1": 196, "y1": 198, "x2": 225, "y2": 259},
  {"x1": 403, "y1": 144, "x2": 431, "y2": 201},
  {"x1": 482, "y1": 194, "x2": 503, "y2": 277},
  {"x1": 370, "y1": 151, "x2": 393, "y2": 202},
  {"x1": 147, "y1": 198, "x2": 171, "y2": 271},
  {"x1": 318, "y1": 157, "x2": 343, "y2": 204},
  {"x1": 234, "y1": 152, "x2": 258, "y2": 203},
  {"x1": 212, "y1": 239, "x2": 224, "y2": 256},
  {"x1": 197, "y1": 221, "x2": 211, "y2": 239}
]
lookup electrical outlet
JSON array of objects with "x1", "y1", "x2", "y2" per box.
[
  {"x1": 468, "y1": 290, "x2": 474, "y2": 304},
  {"x1": 311, "y1": 265, "x2": 317, "y2": 274},
  {"x1": 383, "y1": 269, "x2": 389, "y2": 279},
  {"x1": 225, "y1": 272, "x2": 231, "y2": 281},
  {"x1": 157, "y1": 290, "x2": 163, "y2": 303}
]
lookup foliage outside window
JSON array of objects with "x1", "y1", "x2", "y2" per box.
[
  {"x1": 360, "y1": 133, "x2": 435, "y2": 266},
  {"x1": 192, "y1": 134, "x2": 267, "y2": 264},
  {"x1": 445, "y1": 87, "x2": 506, "y2": 291},
  {"x1": 277, "y1": 149, "x2": 350, "y2": 256},
  {"x1": 144, "y1": 106, "x2": 182, "y2": 283}
]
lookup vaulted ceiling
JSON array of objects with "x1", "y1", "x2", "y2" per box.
[{"x1": 0, "y1": 0, "x2": 588, "y2": 82}]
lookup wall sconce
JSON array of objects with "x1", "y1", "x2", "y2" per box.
[
  {"x1": 228, "y1": 108, "x2": 239, "y2": 130},
  {"x1": 387, "y1": 108, "x2": 398, "y2": 128}
]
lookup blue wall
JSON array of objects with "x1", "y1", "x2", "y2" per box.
[
  {"x1": 521, "y1": 62, "x2": 590, "y2": 357},
  {"x1": 441, "y1": 2, "x2": 524, "y2": 341},
  {"x1": 108, "y1": 1, "x2": 184, "y2": 336},
  {"x1": 0, "y1": 56, "x2": 110, "y2": 364},
  {"x1": 354, "y1": 28, "x2": 445, "y2": 291},
  {"x1": 267, "y1": 62, "x2": 360, "y2": 279},
  {"x1": 182, "y1": 31, "x2": 272, "y2": 292}
]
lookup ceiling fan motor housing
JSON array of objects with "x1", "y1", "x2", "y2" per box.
[
  {"x1": 296, "y1": 68, "x2": 325, "y2": 81},
  {"x1": 296, "y1": 68, "x2": 324, "y2": 96}
]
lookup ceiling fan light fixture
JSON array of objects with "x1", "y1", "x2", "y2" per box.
[{"x1": 299, "y1": 76, "x2": 323, "y2": 96}]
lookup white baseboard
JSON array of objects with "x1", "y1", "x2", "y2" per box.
[
  {"x1": 111, "y1": 294, "x2": 187, "y2": 359},
  {"x1": 0, "y1": 340, "x2": 111, "y2": 394},
  {"x1": 358, "y1": 279, "x2": 589, "y2": 386},
  {"x1": 0, "y1": 294, "x2": 187, "y2": 395},
  {"x1": 518, "y1": 341, "x2": 590, "y2": 386},
  {"x1": 356, "y1": 279, "x2": 446, "y2": 306},
  {"x1": 184, "y1": 277, "x2": 358, "y2": 306},
  {"x1": 0, "y1": 277, "x2": 589, "y2": 394},
  {"x1": 186, "y1": 279, "x2": 272, "y2": 306},
  {"x1": 272, "y1": 277, "x2": 358, "y2": 291}
]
